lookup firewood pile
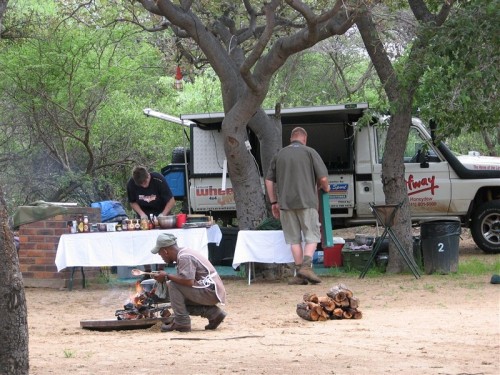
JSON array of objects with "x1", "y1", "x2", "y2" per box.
[{"x1": 296, "y1": 283, "x2": 362, "y2": 321}]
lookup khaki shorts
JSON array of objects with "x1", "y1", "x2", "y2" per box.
[{"x1": 280, "y1": 208, "x2": 321, "y2": 244}]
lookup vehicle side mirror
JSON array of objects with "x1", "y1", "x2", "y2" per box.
[{"x1": 429, "y1": 119, "x2": 437, "y2": 144}]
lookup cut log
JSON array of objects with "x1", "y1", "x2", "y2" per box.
[
  {"x1": 327, "y1": 284, "x2": 353, "y2": 303},
  {"x1": 319, "y1": 297, "x2": 336, "y2": 312},
  {"x1": 296, "y1": 303, "x2": 314, "y2": 321},
  {"x1": 317, "y1": 296, "x2": 330, "y2": 304},
  {"x1": 349, "y1": 296, "x2": 359, "y2": 309},
  {"x1": 306, "y1": 301, "x2": 318, "y2": 310},
  {"x1": 303, "y1": 293, "x2": 319, "y2": 303},
  {"x1": 310, "y1": 309, "x2": 320, "y2": 321},
  {"x1": 319, "y1": 308, "x2": 330, "y2": 319},
  {"x1": 342, "y1": 310, "x2": 352, "y2": 319},
  {"x1": 332, "y1": 307, "x2": 344, "y2": 319},
  {"x1": 344, "y1": 307, "x2": 362, "y2": 319}
]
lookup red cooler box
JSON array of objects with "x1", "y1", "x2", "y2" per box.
[{"x1": 323, "y1": 237, "x2": 345, "y2": 267}]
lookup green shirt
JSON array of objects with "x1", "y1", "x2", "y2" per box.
[{"x1": 266, "y1": 141, "x2": 328, "y2": 210}]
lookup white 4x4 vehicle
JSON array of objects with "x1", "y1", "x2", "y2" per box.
[{"x1": 151, "y1": 104, "x2": 500, "y2": 254}]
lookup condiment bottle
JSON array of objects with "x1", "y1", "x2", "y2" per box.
[
  {"x1": 77, "y1": 216, "x2": 84, "y2": 233},
  {"x1": 128, "y1": 220, "x2": 134, "y2": 231},
  {"x1": 83, "y1": 216, "x2": 89, "y2": 232}
]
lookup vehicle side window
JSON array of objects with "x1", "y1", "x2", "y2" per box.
[
  {"x1": 376, "y1": 126, "x2": 440, "y2": 164},
  {"x1": 404, "y1": 128, "x2": 423, "y2": 163}
]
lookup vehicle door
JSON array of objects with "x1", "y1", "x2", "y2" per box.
[{"x1": 372, "y1": 124, "x2": 452, "y2": 217}]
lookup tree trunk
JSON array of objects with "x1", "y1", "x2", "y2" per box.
[
  {"x1": 383, "y1": 111, "x2": 414, "y2": 273},
  {"x1": 0, "y1": 186, "x2": 29, "y2": 374}
]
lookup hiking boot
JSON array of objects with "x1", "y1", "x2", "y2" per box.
[
  {"x1": 288, "y1": 275, "x2": 308, "y2": 285},
  {"x1": 160, "y1": 322, "x2": 191, "y2": 332},
  {"x1": 205, "y1": 311, "x2": 227, "y2": 330},
  {"x1": 298, "y1": 266, "x2": 321, "y2": 284}
]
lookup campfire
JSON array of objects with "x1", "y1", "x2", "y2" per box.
[{"x1": 115, "y1": 280, "x2": 171, "y2": 321}]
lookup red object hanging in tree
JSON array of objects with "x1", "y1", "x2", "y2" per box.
[{"x1": 174, "y1": 65, "x2": 183, "y2": 90}]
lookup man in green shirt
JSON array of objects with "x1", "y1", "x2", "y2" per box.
[{"x1": 265, "y1": 127, "x2": 330, "y2": 285}]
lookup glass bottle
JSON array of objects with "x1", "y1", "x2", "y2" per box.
[
  {"x1": 128, "y1": 219, "x2": 135, "y2": 231},
  {"x1": 77, "y1": 216, "x2": 84, "y2": 233},
  {"x1": 83, "y1": 215, "x2": 89, "y2": 233}
]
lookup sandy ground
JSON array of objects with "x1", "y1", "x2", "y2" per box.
[{"x1": 26, "y1": 229, "x2": 500, "y2": 375}]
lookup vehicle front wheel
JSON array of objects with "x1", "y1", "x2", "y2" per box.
[{"x1": 470, "y1": 200, "x2": 500, "y2": 254}]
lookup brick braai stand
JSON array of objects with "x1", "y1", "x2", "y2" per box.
[{"x1": 18, "y1": 207, "x2": 101, "y2": 289}]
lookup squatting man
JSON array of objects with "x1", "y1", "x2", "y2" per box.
[{"x1": 150, "y1": 233, "x2": 227, "y2": 332}]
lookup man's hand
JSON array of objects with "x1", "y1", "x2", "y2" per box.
[
  {"x1": 271, "y1": 203, "x2": 280, "y2": 219},
  {"x1": 152, "y1": 271, "x2": 168, "y2": 283}
]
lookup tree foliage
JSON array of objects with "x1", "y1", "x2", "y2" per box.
[
  {"x1": 0, "y1": 1, "x2": 189, "y2": 212},
  {"x1": 416, "y1": 0, "x2": 499, "y2": 155}
]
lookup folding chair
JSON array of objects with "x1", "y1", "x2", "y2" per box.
[{"x1": 359, "y1": 202, "x2": 421, "y2": 279}]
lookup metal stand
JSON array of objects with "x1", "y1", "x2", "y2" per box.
[
  {"x1": 69, "y1": 267, "x2": 86, "y2": 291},
  {"x1": 359, "y1": 202, "x2": 421, "y2": 279},
  {"x1": 246, "y1": 262, "x2": 255, "y2": 285}
]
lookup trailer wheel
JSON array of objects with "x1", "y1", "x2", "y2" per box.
[
  {"x1": 470, "y1": 200, "x2": 500, "y2": 254},
  {"x1": 171, "y1": 147, "x2": 190, "y2": 164}
]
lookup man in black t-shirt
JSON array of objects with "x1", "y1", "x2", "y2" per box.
[
  {"x1": 127, "y1": 166, "x2": 175, "y2": 219},
  {"x1": 127, "y1": 165, "x2": 176, "y2": 274}
]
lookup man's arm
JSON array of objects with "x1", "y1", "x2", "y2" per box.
[
  {"x1": 154, "y1": 271, "x2": 195, "y2": 287},
  {"x1": 130, "y1": 202, "x2": 147, "y2": 219},
  {"x1": 265, "y1": 179, "x2": 280, "y2": 219},
  {"x1": 317, "y1": 176, "x2": 330, "y2": 193},
  {"x1": 160, "y1": 197, "x2": 176, "y2": 216},
  {"x1": 265, "y1": 179, "x2": 277, "y2": 204}
]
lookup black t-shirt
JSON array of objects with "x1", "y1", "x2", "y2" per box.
[{"x1": 126, "y1": 172, "x2": 173, "y2": 217}]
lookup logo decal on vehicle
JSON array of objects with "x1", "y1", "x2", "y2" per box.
[{"x1": 406, "y1": 175, "x2": 439, "y2": 196}]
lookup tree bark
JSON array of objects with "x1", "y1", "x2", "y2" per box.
[
  {"x1": 356, "y1": 1, "x2": 455, "y2": 273},
  {"x1": 0, "y1": 185, "x2": 29, "y2": 374}
]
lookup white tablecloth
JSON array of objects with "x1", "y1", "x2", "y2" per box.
[
  {"x1": 56, "y1": 226, "x2": 221, "y2": 271},
  {"x1": 232, "y1": 230, "x2": 294, "y2": 269}
]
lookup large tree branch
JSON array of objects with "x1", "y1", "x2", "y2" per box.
[
  {"x1": 240, "y1": 0, "x2": 280, "y2": 91},
  {"x1": 356, "y1": 5, "x2": 400, "y2": 102},
  {"x1": 409, "y1": 0, "x2": 455, "y2": 25}
]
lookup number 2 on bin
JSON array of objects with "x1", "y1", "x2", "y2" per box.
[{"x1": 437, "y1": 242, "x2": 444, "y2": 252}]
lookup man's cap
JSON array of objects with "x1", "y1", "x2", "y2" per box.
[{"x1": 151, "y1": 233, "x2": 177, "y2": 254}]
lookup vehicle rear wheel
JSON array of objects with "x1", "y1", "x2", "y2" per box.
[{"x1": 470, "y1": 200, "x2": 500, "y2": 254}]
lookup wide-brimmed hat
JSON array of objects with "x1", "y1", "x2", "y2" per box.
[{"x1": 151, "y1": 233, "x2": 177, "y2": 254}]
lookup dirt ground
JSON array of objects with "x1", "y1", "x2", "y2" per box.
[{"x1": 26, "y1": 229, "x2": 499, "y2": 375}]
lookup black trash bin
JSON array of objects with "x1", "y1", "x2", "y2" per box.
[{"x1": 420, "y1": 219, "x2": 461, "y2": 274}]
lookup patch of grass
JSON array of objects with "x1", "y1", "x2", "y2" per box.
[
  {"x1": 423, "y1": 283, "x2": 436, "y2": 292},
  {"x1": 63, "y1": 349, "x2": 75, "y2": 358},
  {"x1": 326, "y1": 267, "x2": 344, "y2": 277},
  {"x1": 458, "y1": 258, "x2": 500, "y2": 275}
]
